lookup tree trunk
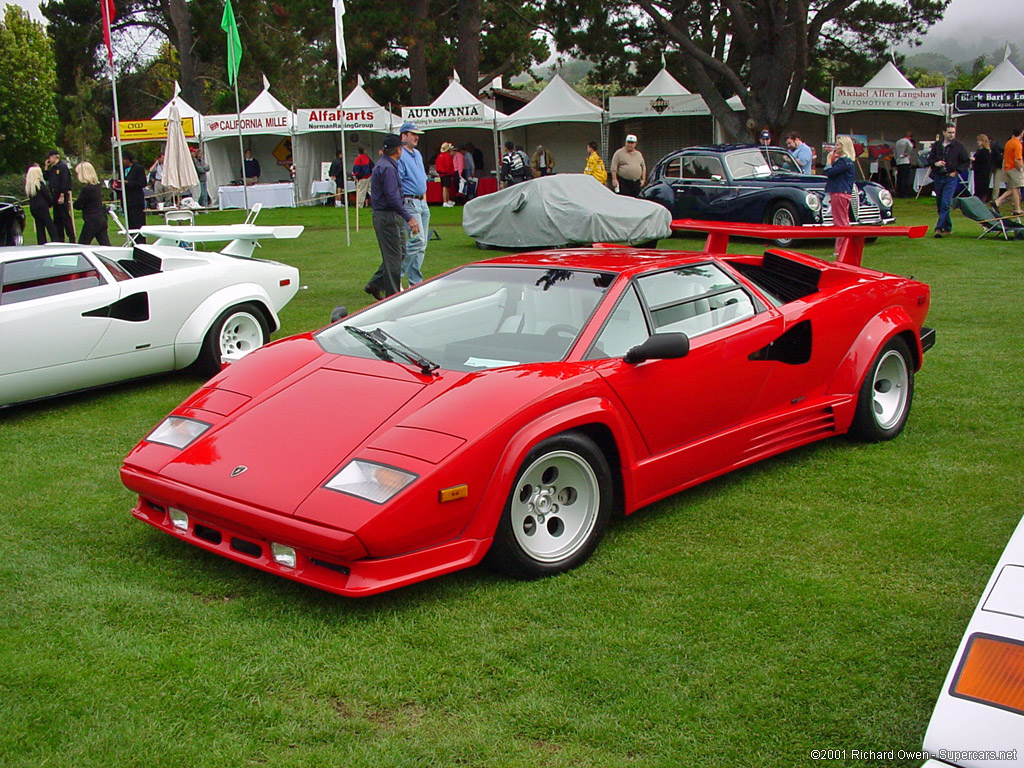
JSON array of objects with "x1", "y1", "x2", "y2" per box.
[
  {"x1": 408, "y1": 0, "x2": 431, "y2": 104},
  {"x1": 456, "y1": 0, "x2": 481, "y2": 93},
  {"x1": 167, "y1": 0, "x2": 204, "y2": 111}
]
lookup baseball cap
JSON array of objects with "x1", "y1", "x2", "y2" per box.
[
  {"x1": 399, "y1": 121, "x2": 424, "y2": 134},
  {"x1": 382, "y1": 134, "x2": 402, "y2": 150},
  {"x1": 625, "y1": 134, "x2": 637, "y2": 143},
  {"x1": 46, "y1": 149, "x2": 60, "y2": 157}
]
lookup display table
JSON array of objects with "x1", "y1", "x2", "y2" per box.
[
  {"x1": 310, "y1": 180, "x2": 355, "y2": 202},
  {"x1": 426, "y1": 176, "x2": 498, "y2": 204},
  {"x1": 914, "y1": 169, "x2": 975, "y2": 196},
  {"x1": 218, "y1": 182, "x2": 295, "y2": 210}
]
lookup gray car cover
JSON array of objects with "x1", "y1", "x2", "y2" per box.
[{"x1": 462, "y1": 174, "x2": 672, "y2": 249}]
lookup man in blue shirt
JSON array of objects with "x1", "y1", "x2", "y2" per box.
[
  {"x1": 366, "y1": 134, "x2": 420, "y2": 299},
  {"x1": 396, "y1": 121, "x2": 430, "y2": 287},
  {"x1": 786, "y1": 132, "x2": 814, "y2": 175}
]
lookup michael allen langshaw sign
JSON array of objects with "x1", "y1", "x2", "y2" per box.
[
  {"x1": 954, "y1": 90, "x2": 1024, "y2": 112},
  {"x1": 832, "y1": 86, "x2": 945, "y2": 113}
]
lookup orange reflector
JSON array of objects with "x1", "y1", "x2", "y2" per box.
[
  {"x1": 952, "y1": 633, "x2": 1024, "y2": 715},
  {"x1": 439, "y1": 484, "x2": 469, "y2": 503}
]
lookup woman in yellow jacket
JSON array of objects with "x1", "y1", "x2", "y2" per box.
[{"x1": 583, "y1": 142, "x2": 607, "y2": 184}]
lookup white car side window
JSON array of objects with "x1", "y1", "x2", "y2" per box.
[{"x1": 1, "y1": 254, "x2": 105, "y2": 305}]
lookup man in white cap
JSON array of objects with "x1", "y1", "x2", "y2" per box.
[
  {"x1": 397, "y1": 121, "x2": 429, "y2": 287},
  {"x1": 610, "y1": 134, "x2": 646, "y2": 197}
]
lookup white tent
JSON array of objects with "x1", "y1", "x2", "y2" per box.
[
  {"x1": 497, "y1": 75, "x2": 603, "y2": 175},
  {"x1": 292, "y1": 81, "x2": 400, "y2": 206},
  {"x1": 718, "y1": 90, "x2": 830, "y2": 155},
  {"x1": 402, "y1": 79, "x2": 507, "y2": 176},
  {"x1": 202, "y1": 78, "x2": 297, "y2": 208},
  {"x1": 118, "y1": 82, "x2": 203, "y2": 146},
  {"x1": 608, "y1": 69, "x2": 715, "y2": 168},
  {"x1": 954, "y1": 50, "x2": 1024, "y2": 151}
]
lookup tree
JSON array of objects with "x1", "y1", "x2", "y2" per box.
[
  {"x1": 0, "y1": 5, "x2": 59, "y2": 174},
  {"x1": 545, "y1": 0, "x2": 949, "y2": 142}
]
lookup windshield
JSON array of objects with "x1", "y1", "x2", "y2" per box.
[
  {"x1": 317, "y1": 265, "x2": 617, "y2": 372},
  {"x1": 726, "y1": 148, "x2": 802, "y2": 179}
]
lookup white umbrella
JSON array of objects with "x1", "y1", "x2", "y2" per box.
[{"x1": 162, "y1": 102, "x2": 199, "y2": 203}]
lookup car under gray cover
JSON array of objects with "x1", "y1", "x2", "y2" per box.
[{"x1": 462, "y1": 174, "x2": 672, "y2": 250}]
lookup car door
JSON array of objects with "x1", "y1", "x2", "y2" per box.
[
  {"x1": 676, "y1": 155, "x2": 733, "y2": 219},
  {"x1": 589, "y1": 264, "x2": 784, "y2": 486},
  {"x1": 0, "y1": 252, "x2": 120, "y2": 403}
]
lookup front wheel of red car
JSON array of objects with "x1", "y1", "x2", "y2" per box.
[
  {"x1": 850, "y1": 336, "x2": 914, "y2": 442},
  {"x1": 487, "y1": 432, "x2": 612, "y2": 580}
]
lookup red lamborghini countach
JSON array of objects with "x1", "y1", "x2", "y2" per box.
[{"x1": 122, "y1": 222, "x2": 934, "y2": 597}]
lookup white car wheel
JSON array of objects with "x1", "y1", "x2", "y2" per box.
[{"x1": 196, "y1": 303, "x2": 269, "y2": 376}]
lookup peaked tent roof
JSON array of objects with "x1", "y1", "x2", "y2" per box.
[
  {"x1": 430, "y1": 79, "x2": 505, "y2": 122},
  {"x1": 863, "y1": 61, "x2": 915, "y2": 88},
  {"x1": 342, "y1": 82, "x2": 401, "y2": 127},
  {"x1": 497, "y1": 74, "x2": 603, "y2": 129},
  {"x1": 726, "y1": 90, "x2": 829, "y2": 116},
  {"x1": 638, "y1": 68, "x2": 691, "y2": 96},
  {"x1": 243, "y1": 81, "x2": 292, "y2": 115},
  {"x1": 973, "y1": 55, "x2": 1024, "y2": 91},
  {"x1": 152, "y1": 82, "x2": 203, "y2": 124}
]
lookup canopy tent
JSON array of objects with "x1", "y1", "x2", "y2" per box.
[
  {"x1": 497, "y1": 75, "x2": 604, "y2": 176},
  {"x1": 292, "y1": 81, "x2": 400, "y2": 206},
  {"x1": 608, "y1": 69, "x2": 715, "y2": 170},
  {"x1": 202, "y1": 78, "x2": 297, "y2": 208},
  {"x1": 117, "y1": 82, "x2": 203, "y2": 147},
  {"x1": 401, "y1": 79, "x2": 507, "y2": 176},
  {"x1": 718, "y1": 90, "x2": 830, "y2": 165},
  {"x1": 953, "y1": 50, "x2": 1024, "y2": 143},
  {"x1": 831, "y1": 62, "x2": 946, "y2": 156}
]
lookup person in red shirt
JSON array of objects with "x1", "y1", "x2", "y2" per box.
[
  {"x1": 435, "y1": 142, "x2": 456, "y2": 207},
  {"x1": 351, "y1": 147, "x2": 373, "y2": 209}
]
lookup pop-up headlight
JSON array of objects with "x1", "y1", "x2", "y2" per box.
[
  {"x1": 146, "y1": 416, "x2": 211, "y2": 449},
  {"x1": 324, "y1": 460, "x2": 417, "y2": 504}
]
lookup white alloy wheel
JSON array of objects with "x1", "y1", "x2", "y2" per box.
[
  {"x1": 218, "y1": 310, "x2": 265, "y2": 363},
  {"x1": 870, "y1": 348, "x2": 910, "y2": 430},
  {"x1": 510, "y1": 449, "x2": 601, "y2": 564}
]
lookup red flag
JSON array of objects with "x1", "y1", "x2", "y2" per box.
[{"x1": 101, "y1": 0, "x2": 116, "y2": 66}]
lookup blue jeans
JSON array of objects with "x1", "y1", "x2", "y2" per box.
[
  {"x1": 933, "y1": 172, "x2": 958, "y2": 232},
  {"x1": 401, "y1": 197, "x2": 430, "y2": 286}
]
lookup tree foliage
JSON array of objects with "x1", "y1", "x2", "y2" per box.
[
  {"x1": 544, "y1": 0, "x2": 950, "y2": 141},
  {"x1": 0, "y1": 5, "x2": 59, "y2": 174}
]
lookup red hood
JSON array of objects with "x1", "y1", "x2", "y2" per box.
[{"x1": 159, "y1": 367, "x2": 426, "y2": 514}]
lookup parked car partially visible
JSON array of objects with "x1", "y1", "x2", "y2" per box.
[
  {"x1": 0, "y1": 196, "x2": 26, "y2": 246},
  {"x1": 640, "y1": 145, "x2": 895, "y2": 244},
  {"x1": 920, "y1": 514, "x2": 1024, "y2": 767},
  {"x1": 0, "y1": 225, "x2": 302, "y2": 408}
]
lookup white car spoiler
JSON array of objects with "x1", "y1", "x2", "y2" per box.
[{"x1": 137, "y1": 224, "x2": 305, "y2": 258}]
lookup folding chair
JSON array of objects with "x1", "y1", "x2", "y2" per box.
[
  {"x1": 955, "y1": 196, "x2": 1024, "y2": 240},
  {"x1": 244, "y1": 202, "x2": 263, "y2": 225},
  {"x1": 164, "y1": 209, "x2": 195, "y2": 226}
]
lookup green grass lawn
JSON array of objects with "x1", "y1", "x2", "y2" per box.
[{"x1": 2, "y1": 198, "x2": 1021, "y2": 767}]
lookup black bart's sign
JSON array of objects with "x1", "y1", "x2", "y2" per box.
[{"x1": 954, "y1": 90, "x2": 1024, "y2": 112}]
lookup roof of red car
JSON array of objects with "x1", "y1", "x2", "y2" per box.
[{"x1": 473, "y1": 246, "x2": 722, "y2": 275}]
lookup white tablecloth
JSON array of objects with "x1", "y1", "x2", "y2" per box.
[
  {"x1": 218, "y1": 182, "x2": 295, "y2": 210},
  {"x1": 914, "y1": 168, "x2": 975, "y2": 195},
  {"x1": 311, "y1": 180, "x2": 355, "y2": 195}
]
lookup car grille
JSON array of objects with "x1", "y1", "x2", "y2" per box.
[{"x1": 821, "y1": 191, "x2": 886, "y2": 225}]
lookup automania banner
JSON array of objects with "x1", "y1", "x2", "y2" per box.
[
  {"x1": 202, "y1": 111, "x2": 292, "y2": 137},
  {"x1": 296, "y1": 108, "x2": 391, "y2": 132},
  {"x1": 954, "y1": 90, "x2": 1024, "y2": 112},
  {"x1": 832, "y1": 86, "x2": 944, "y2": 113},
  {"x1": 400, "y1": 104, "x2": 485, "y2": 127}
]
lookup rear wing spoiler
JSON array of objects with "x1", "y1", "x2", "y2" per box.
[
  {"x1": 670, "y1": 220, "x2": 928, "y2": 268},
  {"x1": 137, "y1": 224, "x2": 304, "y2": 258}
]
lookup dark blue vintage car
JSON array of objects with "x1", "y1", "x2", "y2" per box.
[
  {"x1": 639, "y1": 145, "x2": 895, "y2": 243},
  {"x1": 0, "y1": 196, "x2": 26, "y2": 246}
]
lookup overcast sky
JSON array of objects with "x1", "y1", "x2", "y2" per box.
[{"x1": 6, "y1": 0, "x2": 1023, "y2": 51}]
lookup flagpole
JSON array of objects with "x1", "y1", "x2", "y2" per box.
[
  {"x1": 102, "y1": 0, "x2": 130, "y2": 243},
  {"x1": 234, "y1": 80, "x2": 248, "y2": 210},
  {"x1": 334, "y1": 0, "x2": 350, "y2": 247}
]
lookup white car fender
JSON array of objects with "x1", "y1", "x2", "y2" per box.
[{"x1": 173, "y1": 283, "x2": 280, "y2": 368}]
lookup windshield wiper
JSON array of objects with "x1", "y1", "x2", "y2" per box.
[{"x1": 346, "y1": 326, "x2": 439, "y2": 376}]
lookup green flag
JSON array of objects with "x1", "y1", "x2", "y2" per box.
[{"x1": 221, "y1": 0, "x2": 242, "y2": 86}]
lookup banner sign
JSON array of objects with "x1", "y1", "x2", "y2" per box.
[
  {"x1": 832, "y1": 86, "x2": 945, "y2": 113},
  {"x1": 118, "y1": 117, "x2": 196, "y2": 141},
  {"x1": 400, "y1": 103, "x2": 485, "y2": 127},
  {"x1": 296, "y1": 107, "x2": 391, "y2": 132},
  {"x1": 609, "y1": 94, "x2": 711, "y2": 118},
  {"x1": 202, "y1": 111, "x2": 292, "y2": 137},
  {"x1": 954, "y1": 90, "x2": 1024, "y2": 112}
]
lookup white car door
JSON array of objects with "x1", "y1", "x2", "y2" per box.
[{"x1": 0, "y1": 252, "x2": 121, "y2": 404}]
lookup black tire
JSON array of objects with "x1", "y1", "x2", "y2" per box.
[
  {"x1": 3, "y1": 220, "x2": 22, "y2": 247},
  {"x1": 764, "y1": 201, "x2": 800, "y2": 246},
  {"x1": 487, "y1": 432, "x2": 612, "y2": 579},
  {"x1": 849, "y1": 336, "x2": 914, "y2": 442},
  {"x1": 194, "y1": 302, "x2": 270, "y2": 377}
]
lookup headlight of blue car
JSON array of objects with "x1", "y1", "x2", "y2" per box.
[
  {"x1": 878, "y1": 189, "x2": 893, "y2": 209},
  {"x1": 804, "y1": 192, "x2": 822, "y2": 212}
]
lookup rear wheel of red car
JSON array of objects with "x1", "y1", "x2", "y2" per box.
[
  {"x1": 195, "y1": 302, "x2": 269, "y2": 376},
  {"x1": 850, "y1": 336, "x2": 914, "y2": 442},
  {"x1": 488, "y1": 432, "x2": 612, "y2": 579}
]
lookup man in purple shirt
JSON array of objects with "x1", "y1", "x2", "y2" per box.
[{"x1": 366, "y1": 134, "x2": 420, "y2": 299}]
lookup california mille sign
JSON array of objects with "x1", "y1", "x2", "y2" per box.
[
  {"x1": 203, "y1": 113, "x2": 291, "y2": 137},
  {"x1": 297, "y1": 108, "x2": 387, "y2": 131},
  {"x1": 400, "y1": 104, "x2": 485, "y2": 127}
]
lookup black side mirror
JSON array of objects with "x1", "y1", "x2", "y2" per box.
[
  {"x1": 624, "y1": 333, "x2": 690, "y2": 364},
  {"x1": 330, "y1": 305, "x2": 348, "y2": 323}
]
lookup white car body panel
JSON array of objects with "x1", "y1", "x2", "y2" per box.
[
  {"x1": 921, "y1": 515, "x2": 1024, "y2": 767},
  {"x1": 0, "y1": 230, "x2": 301, "y2": 407}
]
